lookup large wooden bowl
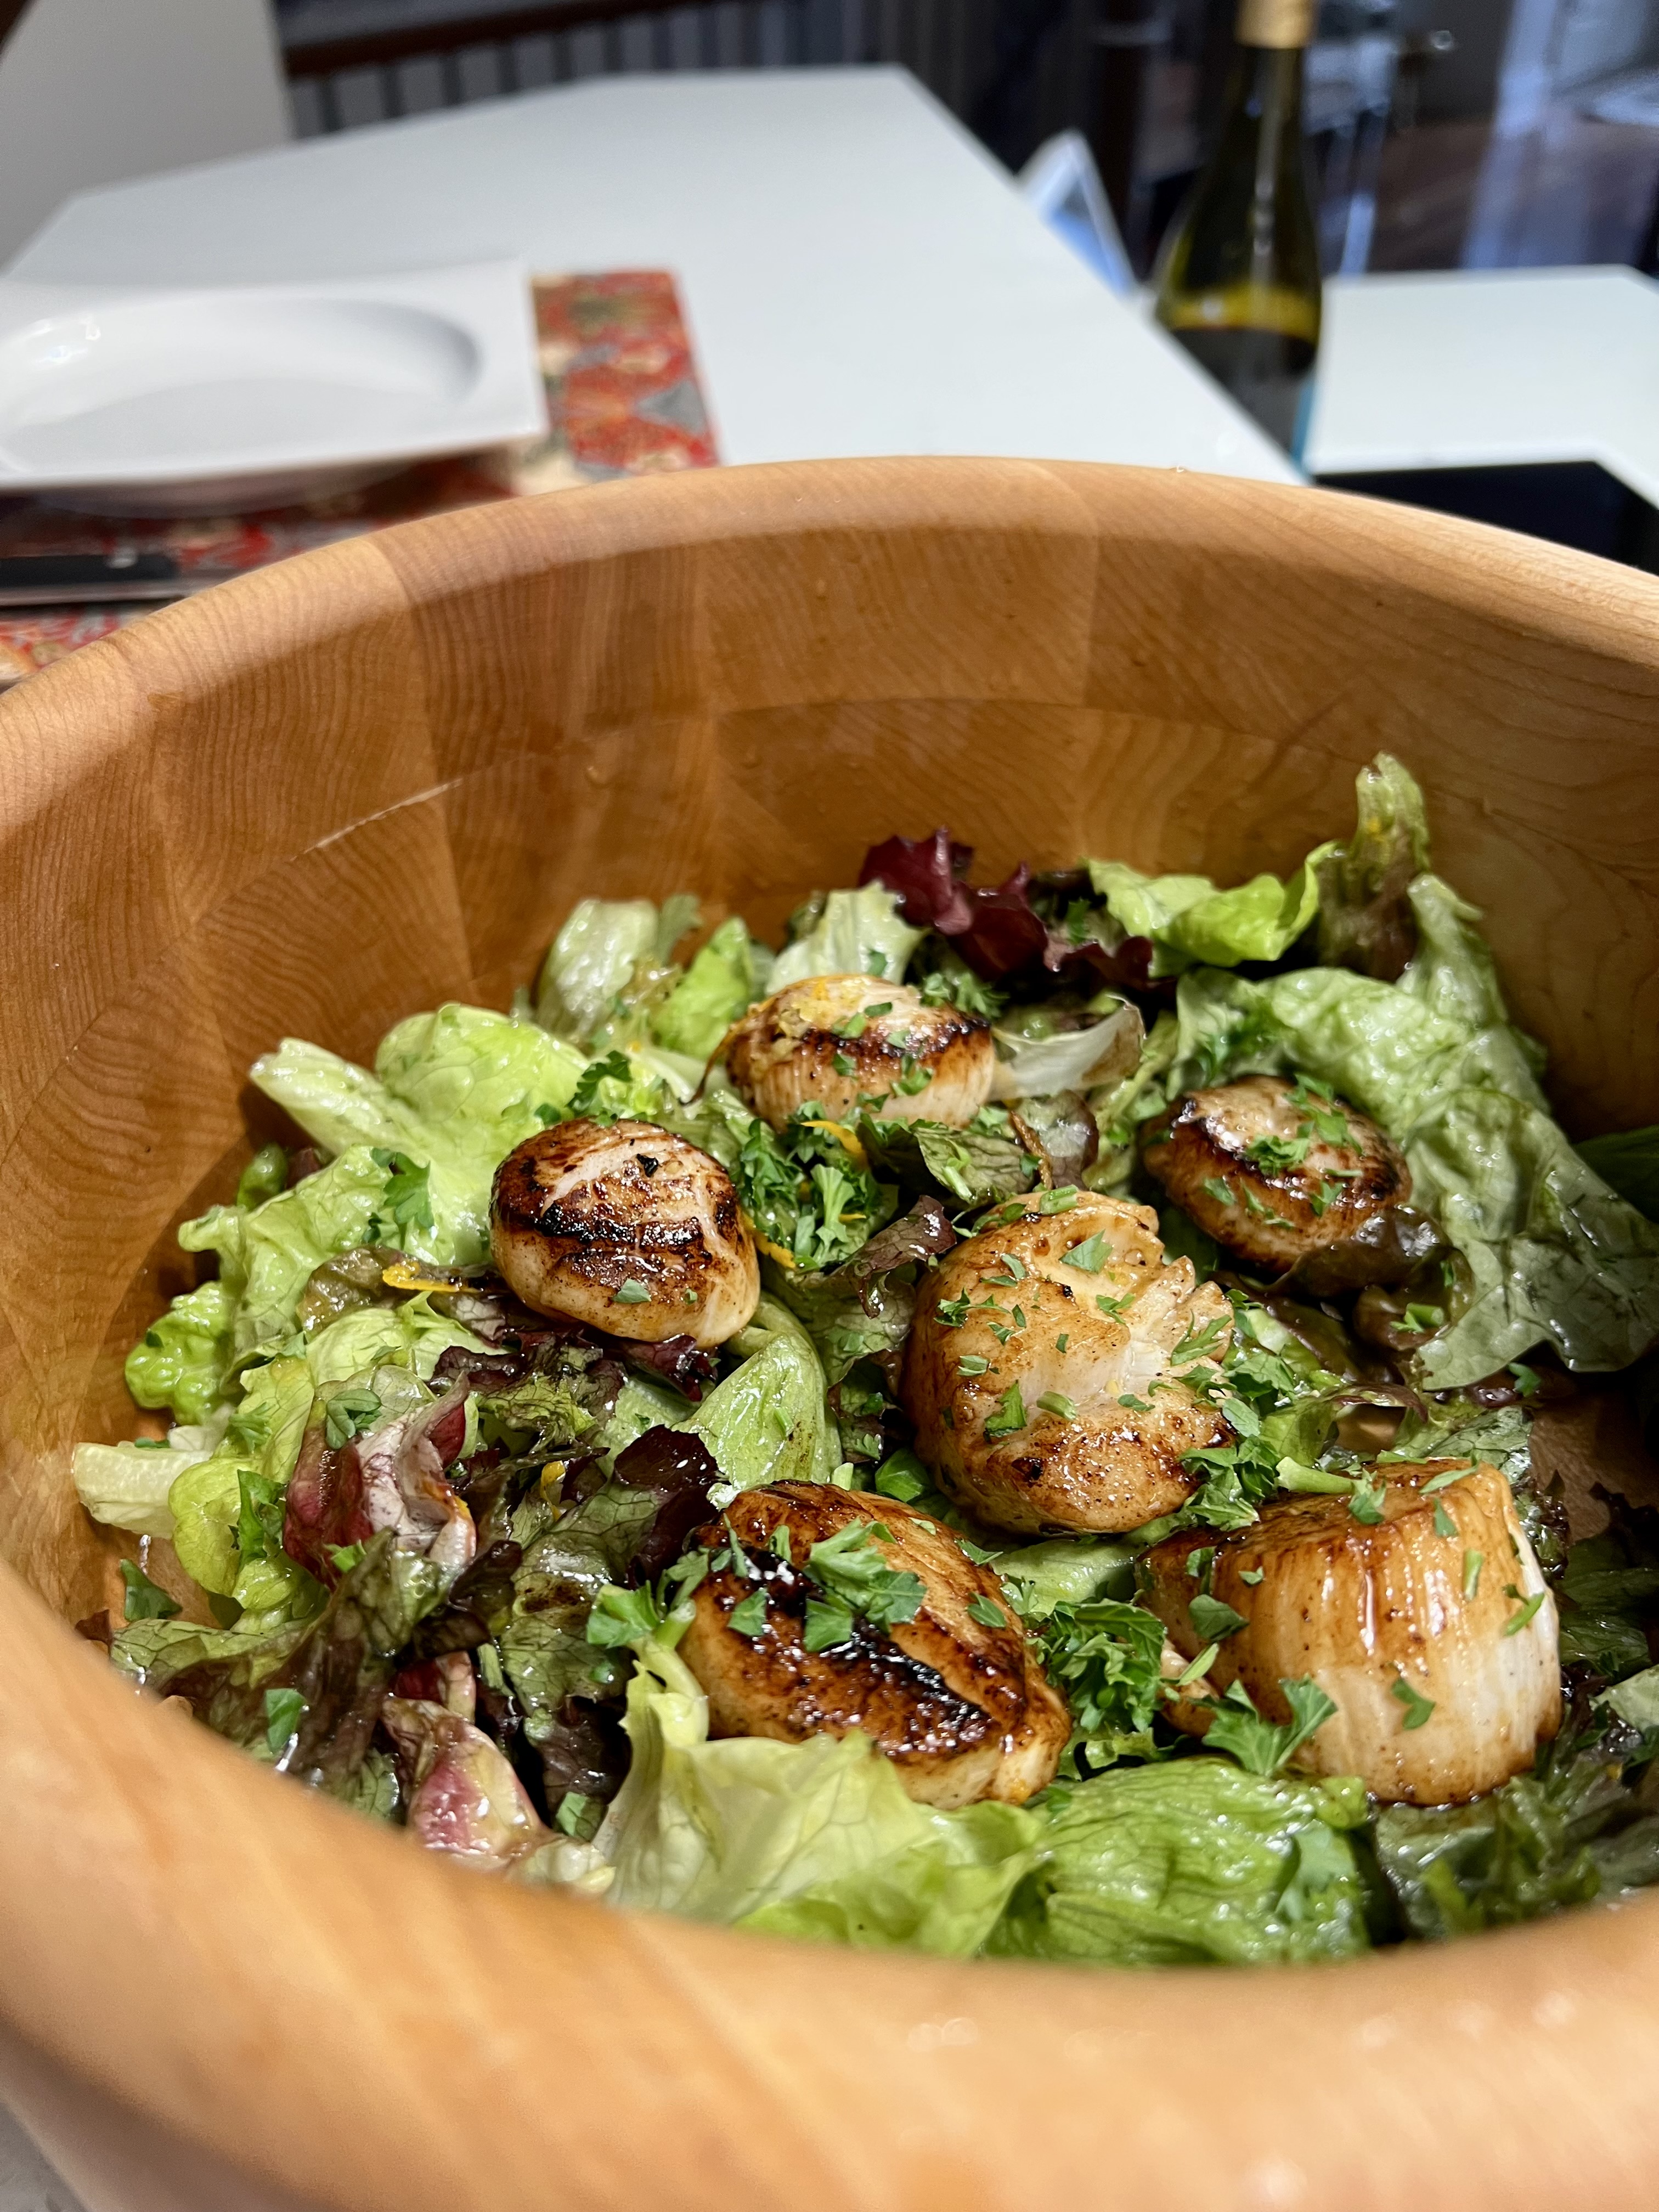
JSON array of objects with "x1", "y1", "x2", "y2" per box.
[{"x1": 1, "y1": 459, "x2": 1657, "y2": 2212}]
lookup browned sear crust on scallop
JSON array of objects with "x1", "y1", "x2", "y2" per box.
[
  {"x1": 489, "y1": 1118, "x2": 758, "y2": 1346},
  {"x1": 1140, "y1": 1073, "x2": 1410, "y2": 1273},
  {"x1": 677, "y1": 1482, "x2": 1067, "y2": 1807}
]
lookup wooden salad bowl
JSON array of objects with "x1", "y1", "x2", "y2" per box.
[{"x1": 1, "y1": 458, "x2": 1656, "y2": 2212}]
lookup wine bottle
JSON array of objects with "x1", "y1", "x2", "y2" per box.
[{"x1": 1152, "y1": 0, "x2": 1322, "y2": 460}]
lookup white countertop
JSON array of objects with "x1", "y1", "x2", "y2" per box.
[
  {"x1": 5, "y1": 67, "x2": 1295, "y2": 484},
  {"x1": 1308, "y1": 265, "x2": 1659, "y2": 508}
]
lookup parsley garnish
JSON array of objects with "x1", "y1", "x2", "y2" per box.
[
  {"x1": 1189, "y1": 1592, "x2": 1247, "y2": 1641},
  {"x1": 1036, "y1": 1391, "x2": 1076, "y2": 1419},
  {"x1": 1246, "y1": 1132, "x2": 1311, "y2": 1173},
  {"x1": 1347, "y1": 1476, "x2": 1386, "y2": 1524},
  {"x1": 958, "y1": 1354, "x2": 990, "y2": 1376},
  {"x1": 119, "y1": 1559, "x2": 180, "y2": 1621},
  {"x1": 368, "y1": 1148, "x2": 435, "y2": 1237},
  {"x1": 264, "y1": 1686, "x2": 304, "y2": 1756},
  {"x1": 728, "y1": 1589, "x2": 768, "y2": 1638},
  {"x1": 1433, "y1": 1500, "x2": 1457, "y2": 1538},
  {"x1": 967, "y1": 1594, "x2": 1007, "y2": 1628},
  {"x1": 324, "y1": 1385, "x2": 381, "y2": 1449},
  {"x1": 984, "y1": 1384, "x2": 1028, "y2": 1440},
  {"x1": 1390, "y1": 1675, "x2": 1435, "y2": 1730},
  {"x1": 568, "y1": 1049, "x2": 634, "y2": 1117},
  {"x1": 1061, "y1": 1232, "x2": 1109, "y2": 1273},
  {"x1": 936, "y1": 1292, "x2": 970, "y2": 1328},
  {"x1": 1200, "y1": 1176, "x2": 1235, "y2": 1207},
  {"x1": 1202, "y1": 1675, "x2": 1336, "y2": 1775},
  {"x1": 1403, "y1": 1302, "x2": 1446, "y2": 1334},
  {"x1": 1462, "y1": 1549, "x2": 1483, "y2": 1599},
  {"x1": 803, "y1": 1595, "x2": 855, "y2": 1651},
  {"x1": 1239, "y1": 1566, "x2": 1265, "y2": 1585},
  {"x1": 614, "y1": 1279, "x2": 651, "y2": 1305},
  {"x1": 805, "y1": 1522, "x2": 926, "y2": 1631},
  {"x1": 1170, "y1": 1313, "x2": 1229, "y2": 1368}
]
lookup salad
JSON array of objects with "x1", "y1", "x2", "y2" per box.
[{"x1": 72, "y1": 756, "x2": 1659, "y2": 1967}]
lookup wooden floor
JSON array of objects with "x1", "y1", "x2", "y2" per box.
[{"x1": 1370, "y1": 106, "x2": 1659, "y2": 272}]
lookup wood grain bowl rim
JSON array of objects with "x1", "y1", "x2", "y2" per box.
[{"x1": 0, "y1": 458, "x2": 1656, "y2": 2212}]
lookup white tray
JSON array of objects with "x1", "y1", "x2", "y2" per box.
[{"x1": 0, "y1": 260, "x2": 548, "y2": 514}]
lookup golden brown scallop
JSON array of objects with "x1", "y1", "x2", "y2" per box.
[
  {"x1": 724, "y1": 975, "x2": 994, "y2": 1129},
  {"x1": 677, "y1": 1482, "x2": 1068, "y2": 1808},
  {"x1": 489, "y1": 1118, "x2": 759, "y2": 1347},
  {"x1": 1139, "y1": 1459, "x2": 1560, "y2": 1804},
  {"x1": 1140, "y1": 1072, "x2": 1410, "y2": 1273},
  {"x1": 901, "y1": 1195, "x2": 1234, "y2": 1536}
]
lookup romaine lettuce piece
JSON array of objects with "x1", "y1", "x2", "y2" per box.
[
  {"x1": 768, "y1": 885, "x2": 921, "y2": 991},
  {"x1": 123, "y1": 1279, "x2": 238, "y2": 1425},
  {"x1": 650, "y1": 914, "x2": 759, "y2": 1060},
  {"x1": 71, "y1": 1415, "x2": 227, "y2": 1542},
  {"x1": 1088, "y1": 850, "x2": 1331, "y2": 975},
  {"x1": 591, "y1": 1638, "x2": 1039, "y2": 1954},
  {"x1": 990, "y1": 1760, "x2": 1371, "y2": 1966}
]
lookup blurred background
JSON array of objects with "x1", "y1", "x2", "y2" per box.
[{"x1": 268, "y1": 0, "x2": 1659, "y2": 281}]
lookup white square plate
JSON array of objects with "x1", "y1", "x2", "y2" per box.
[{"x1": 0, "y1": 260, "x2": 548, "y2": 514}]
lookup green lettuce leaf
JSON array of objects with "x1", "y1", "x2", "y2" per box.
[
  {"x1": 123, "y1": 1279, "x2": 239, "y2": 1425},
  {"x1": 535, "y1": 896, "x2": 699, "y2": 1046},
  {"x1": 1314, "y1": 751, "x2": 1431, "y2": 981},
  {"x1": 650, "y1": 915, "x2": 760, "y2": 1060},
  {"x1": 71, "y1": 1417, "x2": 226, "y2": 1542},
  {"x1": 252, "y1": 1007, "x2": 586, "y2": 1265},
  {"x1": 769, "y1": 886, "x2": 921, "y2": 992},
  {"x1": 178, "y1": 1146, "x2": 398, "y2": 1352},
  {"x1": 589, "y1": 1639, "x2": 1038, "y2": 1954},
  {"x1": 990, "y1": 1761, "x2": 1372, "y2": 1966},
  {"x1": 682, "y1": 1301, "x2": 840, "y2": 1488},
  {"x1": 1087, "y1": 850, "x2": 1331, "y2": 976},
  {"x1": 302, "y1": 1293, "x2": 483, "y2": 1390},
  {"x1": 167, "y1": 1355, "x2": 315, "y2": 1603}
]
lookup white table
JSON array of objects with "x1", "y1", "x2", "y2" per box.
[
  {"x1": 5, "y1": 66, "x2": 1294, "y2": 484},
  {"x1": 1308, "y1": 266, "x2": 1659, "y2": 509}
]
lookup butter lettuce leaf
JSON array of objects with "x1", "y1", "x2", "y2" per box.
[
  {"x1": 990, "y1": 1761, "x2": 1371, "y2": 1966},
  {"x1": 179, "y1": 1146, "x2": 397, "y2": 1351},
  {"x1": 252, "y1": 1006, "x2": 585, "y2": 1265},
  {"x1": 167, "y1": 1354, "x2": 315, "y2": 1603},
  {"x1": 1578, "y1": 1127, "x2": 1659, "y2": 1222},
  {"x1": 1087, "y1": 849, "x2": 1331, "y2": 977},
  {"x1": 769, "y1": 885, "x2": 922, "y2": 992},
  {"x1": 124, "y1": 1279, "x2": 239, "y2": 1425},
  {"x1": 1164, "y1": 906, "x2": 1659, "y2": 1384},
  {"x1": 589, "y1": 1639, "x2": 1037, "y2": 1954},
  {"x1": 71, "y1": 1416, "x2": 227, "y2": 1542},
  {"x1": 650, "y1": 915, "x2": 761, "y2": 1060},
  {"x1": 682, "y1": 1301, "x2": 839, "y2": 1487}
]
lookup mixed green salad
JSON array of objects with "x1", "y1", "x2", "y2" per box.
[{"x1": 74, "y1": 755, "x2": 1659, "y2": 1967}]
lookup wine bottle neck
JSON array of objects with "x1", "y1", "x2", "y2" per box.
[{"x1": 1234, "y1": 0, "x2": 1314, "y2": 46}]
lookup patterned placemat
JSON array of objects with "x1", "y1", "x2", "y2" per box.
[{"x1": 0, "y1": 271, "x2": 718, "y2": 685}]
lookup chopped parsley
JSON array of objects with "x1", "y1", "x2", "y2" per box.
[
  {"x1": 984, "y1": 1384, "x2": 1028, "y2": 1440},
  {"x1": 1502, "y1": 1586, "x2": 1547, "y2": 1636},
  {"x1": 1200, "y1": 1176, "x2": 1235, "y2": 1207},
  {"x1": 727, "y1": 1588, "x2": 768, "y2": 1638},
  {"x1": 1201, "y1": 1675, "x2": 1337, "y2": 1776},
  {"x1": 967, "y1": 1594, "x2": 1008, "y2": 1628},
  {"x1": 1061, "y1": 1232, "x2": 1109, "y2": 1273},
  {"x1": 1462, "y1": 1549, "x2": 1483, "y2": 1599},
  {"x1": 1036, "y1": 1391, "x2": 1076, "y2": 1419},
  {"x1": 613, "y1": 1280, "x2": 651, "y2": 1305},
  {"x1": 119, "y1": 1558, "x2": 180, "y2": 1621},
  {"x1": 1189, "y1": 1592, "x2": 1248, "y2": 1641},
  {"x1": 368, "y1": 1148, "x2": 435, "y2": 1238},
  {"x1": 1434, "y1": 1500, "x2": 1458, "y2": 1539},
  {"x1": 324, "y1": 1385, "x2": 381, "y2": 1448},
  {"x1": 803, "y1": 1596, "x2": 855, "y2": 1652},
  {"x1": 1390, "y1": 1675, "x2": 1435, "y2": 1730}
]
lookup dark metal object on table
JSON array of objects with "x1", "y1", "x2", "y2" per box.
[
  {"x1": 0, "y1": 554, "x2": 239, "y2": 608},
  {"x1": 1091, "y1": 0, "x2": 1170, "y2": 272}
]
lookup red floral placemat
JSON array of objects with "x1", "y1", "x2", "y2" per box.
[{"x1": 0, "y1": 271, "x2": 717, "y2": 685}]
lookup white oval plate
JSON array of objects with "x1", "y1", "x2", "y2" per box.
[{"x1": 0, "y1": 260, "x2": 548, "y2": 514}]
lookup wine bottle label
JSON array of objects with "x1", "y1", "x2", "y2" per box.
[{"x1": 1235, "y1": 0, "x2": 1314, "y2": 45}]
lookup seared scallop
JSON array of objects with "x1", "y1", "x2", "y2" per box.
[
  {"x1": 1140, "y1": 1459, "x2": 1560, "y2": 1804},
  {"x1": 678, "y1": 1481, "x2": 1068, "y2": 1808},
  {"x1": 1141, "y1": 1073, "x2": 1410, "y2": 1274},
  {"x1": 490, "y1": 1118, "x2": 759, "y2": 1347},
  {"x1": 902, "y1": 1195, "x2": 1234, "y2": 1536},
  {"x1": 725, "y1": 975, "x2": 995, "y2": 1129}
]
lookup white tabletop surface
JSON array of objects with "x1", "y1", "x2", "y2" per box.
[
  {"x1": 4, "y1": 67, "x2": 1295, "y2": 484},
  {"x1": 1308, "y1": 264, "x2": 1659, "y2": 508}
]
